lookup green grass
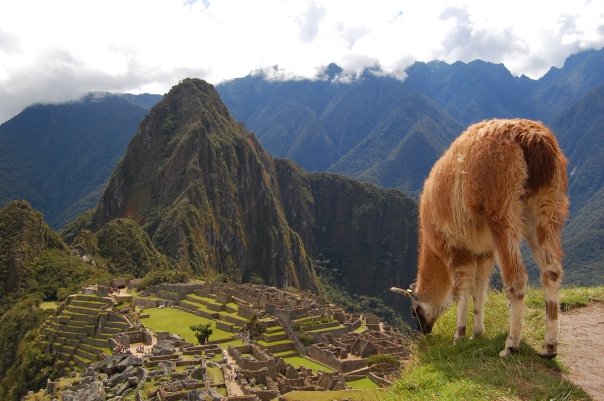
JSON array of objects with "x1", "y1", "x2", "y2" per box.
[
  {"x1": 140, "y1": 307, "x2": 234, "y2": 344},
  {"x1": 39, "y1": 301, "x2": 58, "y2": 310},
  {"x1": 384, "y1": 287, "x2": 602, "y2": 401},
  {"x1": 347, "y1": 377, "x2": 379, "y2": 390},
  {"x1": 305, "y1": 324, "x2": 345, "y2": 333},
  {"x1": 257, "y1": 339, "x2": 293, "y2": 347},
  {"x1": 354, "y1": 324, "x2": 368, "y2": 334},
  {"x1": 283, "y1": 356, "x2": 335, "y2": 373},
  {"x1": 277, "y1": 389, "x2": 387, "y2": 401},
  {"x1": 207, "y1": 366, "x2": 223, "y2": 385}
]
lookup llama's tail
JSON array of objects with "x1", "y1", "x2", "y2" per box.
[{"x1": 510, "y1": 121, "x2": 567, "y2": 194}]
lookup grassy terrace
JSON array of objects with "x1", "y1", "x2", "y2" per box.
[
  {"x1": 257, "y1": 339, "x2": 293, "y2": 347},
  {"x1": 278, "y1": 389, "x2": 386, "y2": 401},
  {"x1": 383, "y1": 286, "x2": 604, "y2": 401},
  {"x1": 305, "y1": 324, "x2": 345, "y2": 334},
  {"x1": 347, "y1": 377, "x2": 380, "y2": 390},
  {"x1": 140, "y1": 307, "x2": 234, "y2": 344},
  {"x1": 283, "y1": 356, "x2": 335, "y2": 373},
  {"x1": 40, "y1": 301, "x2": 58, "y2": 310}
]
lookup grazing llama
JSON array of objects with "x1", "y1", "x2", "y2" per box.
[{"x1": 392, "y1": 118, "x2": 568, "y2": 358}]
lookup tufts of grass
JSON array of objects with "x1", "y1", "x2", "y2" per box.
[{"x1": 385, "y1": 287, "x2": 597, "y2": 401}]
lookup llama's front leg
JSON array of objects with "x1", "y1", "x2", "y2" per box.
[
  {"x1": 471, "y1": 254, "x2": 493, "y2": 338},
  {"x1": 455, "y1": 291, "x2": 469, "y2": 341},
  {"x1": 451, "y1": 250, "x2": 475, "y2": 342}
]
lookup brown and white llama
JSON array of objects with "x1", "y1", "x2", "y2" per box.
[{"x1": 392, "y1": 118, "x2": 568, "y2": 358}]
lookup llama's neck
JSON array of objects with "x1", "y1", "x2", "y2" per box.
[{"x1": 416, "y1": 241, "x2": 452, "y2": 308}]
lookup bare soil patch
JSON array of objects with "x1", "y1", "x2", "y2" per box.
[{"x1": 558, "y1": 302, "x2": 604, "y2": 401}]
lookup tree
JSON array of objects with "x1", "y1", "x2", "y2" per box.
[
  {"x1": 190, "y1": 323, "x2": 213, "y2": 345},
  {"x1": 240, "y1": 314, "x2": 266, "y2": 343}
]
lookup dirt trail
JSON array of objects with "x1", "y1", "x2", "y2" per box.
[{"x1": 558, "y1": 302, "x2": 604, "y2": 401}]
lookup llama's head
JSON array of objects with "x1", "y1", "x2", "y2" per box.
[{"x1": 390, "y1": 284, "x2": 441, "y2": 334}]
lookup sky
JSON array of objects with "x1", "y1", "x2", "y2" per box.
[{"x1": 0, "y1": 0, "x2": 603, "y2": 123}]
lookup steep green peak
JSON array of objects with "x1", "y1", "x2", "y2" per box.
[{"x1": 153, "y1": 78, "x2": 238, "y2": 137}]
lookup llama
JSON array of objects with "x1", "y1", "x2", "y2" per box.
[{"x1": 392, "y1": 118, "x2": 568, "y2": 358}]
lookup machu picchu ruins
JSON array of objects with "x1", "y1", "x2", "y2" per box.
[{"x1": 27, "y1": 280, "x2": 411, "y2": 400}]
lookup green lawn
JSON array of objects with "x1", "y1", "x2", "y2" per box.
[
  {"x1": 140, "y1": 307, "x2": 234, "y2": 344},
  {"x1": 278, "y1": 389, "x2": 386, "y2": 401},
  {"x1": 347, "y1": 377, "x2": 379, "y2": 390},
  {"x1": 283, "y1": 356, "x2": 335, "y2": 373},
  {"x1": 39, "y1": 301, "x2": 58, "y2": 310},
  {"x1": 207, "y1": 366, "x2": 224, "y2": 385}
]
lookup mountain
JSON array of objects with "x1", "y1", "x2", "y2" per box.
[
  {"x1": 0, "y1": 200, "x2": 66, "y2": 300},
  {"x1": 83, "y1": 79, "x2": 417, "y2": 302},
  {"x1": 0, "y1": 93, "x2": 161, "y2": 229},
  {"x1": 403, "y1": 59, "x2": 538, "y2": 125},
  {"x1": 328, "y1": 91, "x2": 462, "y2": 196},
  {"x1": 534, "y1": 49, "x2": 604, "y2": 121},
  {"x1": 552, "y1": 83, "x2": 604, "y2": 283},
  {"x1": 0, "y1": 200, "x2": 114, "y2": 400}
]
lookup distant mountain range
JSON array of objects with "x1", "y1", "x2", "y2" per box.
[
  {"x1": 217, "y1": 48, "x2": 604, "y2": 284},
  {"x1": 0, "y1": 48, "x2": 603, "y2": 285},
  {"x1": 0, "y1": 93, "x2": 161, "y2": 228}
]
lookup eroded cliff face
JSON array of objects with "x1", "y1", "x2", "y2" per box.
[
  {"x1": 90, "y1": 78, "x2": 417, "y2": 299},
  {"x1": 92, "y1": 79, "x2": 318, "y2": 291},
  {"x1": 0, "y1": 200, "x2": 67, "y2": 298},
  {"x1": 274, "y1": 159, "x2": 418, "y2": 308}
]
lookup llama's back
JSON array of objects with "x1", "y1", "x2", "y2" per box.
[{"x1": 420, "y1": 119, "x2": 568, "y2": 255}]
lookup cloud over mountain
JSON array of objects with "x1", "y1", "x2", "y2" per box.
[{"x1": 1, "y1": 0, "x2": 603, "y2": 123}]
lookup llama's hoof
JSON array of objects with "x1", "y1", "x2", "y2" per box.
[
  {"x1": 499, "y1": 346, "x2": 519, "y2": 357},
  {"x1": 538, "y1": 351, "x2": 557, "y2": 359},
  {"x1": 470, "y1": 331, "x2": 483, "y2": 340},
  {"x1": 538, "y1": 344, "x2": 558, "y2": 359}
]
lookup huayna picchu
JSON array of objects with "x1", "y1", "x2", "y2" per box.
[{"x1": 75, "y1": 78, "x2": 418, "y2": 309}]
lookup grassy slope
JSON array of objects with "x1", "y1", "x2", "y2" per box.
[{"x1": 384, "y1": 286, "x2": 604, "y2": 401}]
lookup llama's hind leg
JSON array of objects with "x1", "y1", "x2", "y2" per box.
[
  {"x1": 492, "y1": 229, "x2": 528, "y2": 357},
  {"x1": 527, "y1": 223, "x2": 564, "y2": 359},
  {"x1": 471, "y1": 253, "x2": 494, "y2": 338}
]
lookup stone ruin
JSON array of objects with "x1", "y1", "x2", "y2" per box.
[{"x1": 35, "y1": 280, "x2": 412, "y2": 400}]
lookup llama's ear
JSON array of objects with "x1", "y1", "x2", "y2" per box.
[
  {"x1": 410, "y1": 282, "x2": 417, "y2": 292},
  {"x1": 390, "y1": 286, "x2": 417, "y2": 301}
]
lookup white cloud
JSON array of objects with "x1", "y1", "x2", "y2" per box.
[{"x1": 0, "y1": 0, "x2": 603, "y2": 123}]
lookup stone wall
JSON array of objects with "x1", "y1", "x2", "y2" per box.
[
  {"x1": 307, "y1": 345, "x2": 367, "y2": 373},
  {"x1": 148, "y1": 283, "x2": 206, "y2": 300},
  {"x1": 229, "y1": 345, "x2": 277, "y2": 378}
]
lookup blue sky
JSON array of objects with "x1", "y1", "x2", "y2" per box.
[{"x1": 0, "y1": 0, "x2": 603, "y2": 123}]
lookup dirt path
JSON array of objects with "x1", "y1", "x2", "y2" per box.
[{"x1": 558, "y1": 302, "x2": 604, "y2": 401}]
